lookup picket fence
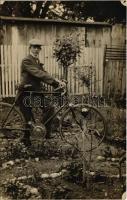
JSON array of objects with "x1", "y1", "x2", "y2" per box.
[{"x1": 0, "y1": 45, "x2": 104, "y2": 97}]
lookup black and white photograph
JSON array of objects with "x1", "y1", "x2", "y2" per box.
[{"x1": 0, "y1": 0, "x2": 126, "y2": 199}]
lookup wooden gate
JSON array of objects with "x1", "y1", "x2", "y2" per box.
[{"x1": 103, "y1": 45, "x2": 126, "y2": 98}]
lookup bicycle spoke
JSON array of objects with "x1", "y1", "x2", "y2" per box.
[
  {"x1": 60, "y1": 105, "x2": 106, "y2": 152},
  {"x1": 0, "y1": 103, "x2": 25, "y2": 139}
]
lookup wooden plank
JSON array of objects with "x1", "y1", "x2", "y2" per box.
[
  {"x1": 71, "y1": 67, "x2": 74, "y2": 95},
  {"x1": 86, "y1": 48, "x2": 90, "y2": 94},
  {"x1": 4, "y1": 45, "x2": 9, "y2": 97},
  {"x1": 47, "y1": 46, "x2": 50, "y2": 74},
  {"x1": 1, "y1": 45, "x2": 5, "y2": 97},
  {"x1": 102, "y1": 27, "x2": 111, "y2": 46},
  {"x1": 17, "y1": 45, "x2": 22, "y2": 84},
  {"x1": 15, "y1": 45, "x2": 18, "y2": 85},
  {"x1": 90, "y1": 47, "x2": 95, "y2": 95},
  {"x1": 51, "y1": 24, "x2": 56, "y2": 46},
  {"x1": 5, "y1": 25, "x2": 12, "y2": 45},
  {"x1": 119, "y1": 62, "x2": 123, "y2": 95},
  {"x1": 120, "y1": 62, "x2": 125, "y2": 96},
  {"x1": 108, "y1": 61, "x2": 113, "y2": 97},
  {"x1": 13, "y1": 44, "x2": 18, "y2": 95},
  {"x1": 107, "y1": 61, "x2": 112, "y2": 98},
  {"x1": 44, "y1": 46, "x2": 48, "y2": 71},
  {"x1": 52, "y1": 46, "x2": 56, "y2": 78},
  {"x1": 97, "y1": 48, "x2": 101, "y2": 95},
  {"x1": 85, "y1": 28, "x2": 96, "y2": 47},
  {"x1": 117, "y1": 61, "x2": 122, "y2": 95},
  {"x1": 26, "y1": 24, "x2": 35, "y2": 45},
  {"x1": 117, "y1": 61, "x2": 121, "y2": 93},
  {"x1": 105, "y1": 58, "x2": 126, "y2": 61},
  {"x1": 45, "y1": 24, "x2": 53, "y2": 46},
  {"x1": 8, "y1": 45, "x2": 12, "y2": 96},
  {"x1": 100, "y1": 47, "x2": 104, "y2": 96},
  {"x1": 39, "y1": 25, "x2": 46, "y2": 46},
  {"x1": 121, "y1": 64, "x2": 126, "y2": 96},
  {"x1": 93, "y1": 47, "x2": 96, "y2": 95},
  {"x1": 106, "y1": 61, "x2": 111, "y2": 97},
  {"x1": 78, "y1": 27, "x2": 85, "y2": 46},
  {"x1": 95, "y1": 48, "x2": 99, "y2": 95},
  {"x1": 106, "y1": 49, "x2": 126, "y2": 52},
  {"x1": 17, "y1": 24, "x2": 27, "y2": 45},
  {"x1": 112, "y1": 61, "x2": 117, "y2": 97},
  {"x1": 115, "y1": 61, "x2": 119, "y2": 95},
  {"x1": 108, "y1": 61, "x2": 112, "y2": 97},
  {"x1": 11, "y1": 45, "x2": 16, "y2": 96},
  {"x1": 95, "y1": 28, "x2": 103, "y2": 47},
  {"x1": 104, "y1": 61, "x2": 108, "y2": 96},
  {"x1": 45, "y1": 46, "x2": 50, "y2": 91},
  {"x1": 40, "y1": 45, "x2": 45, "y2": 65},
  {"x1": 111, "y1": 24, "x2": 125, "y2": 46}
]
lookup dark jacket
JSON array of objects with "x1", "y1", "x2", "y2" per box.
[{"x1": 20, "y1": 54, "x2": 58, "y2": 91}]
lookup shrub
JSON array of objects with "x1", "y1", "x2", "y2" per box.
[{"x1": 53, "y1": 33, "x2": 81, "y2": 80}]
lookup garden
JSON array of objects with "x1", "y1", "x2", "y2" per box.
[{"x1": 0, "y1": 34, "x2": 126, "y2": 199}]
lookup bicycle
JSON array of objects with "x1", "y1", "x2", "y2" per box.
[{"x1": 0, "y1": 81, "x2": 106, "y2": 152}]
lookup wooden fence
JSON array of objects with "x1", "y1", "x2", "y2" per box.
[
  {"x1": 0, "y1": 45, "x2": 126, "y2": 98},
  {"x1": 0, "y1": 45, "x2": 105, "y2": 98},
  {"x1": 103, "y1": 46, "x2": 126, "y2": 98}
]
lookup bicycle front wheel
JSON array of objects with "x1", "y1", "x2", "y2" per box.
[
  {"x1": 60, "y1": 104, "x2": 106, "y2": 152},
  {"x1": 0, "y1": 102, "x2": 25, "y2": 139}
]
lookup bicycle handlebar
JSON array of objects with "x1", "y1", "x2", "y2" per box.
[
  {"x1": 54, "y1": 79, "x2": 67, "y2": 96},
  {"x1": 16, "y1": 79, "x2": 67, "y2": 96}
]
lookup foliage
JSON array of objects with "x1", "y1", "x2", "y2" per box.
[
  {"x1": 0, "y1": 1, "x2": 51, "y2": 18},
  {"x1": 103, "y1": 105, "x2": 126, "y2": 144},
  {"x1": 53, "y1": 34, "x2": 81, "y2": 80},
  {"x1": 54, "y1": 35, "x2": 81, "y2": 68},
  {"x1": 75, "y1": 65, "x2": 94, "y2": 88},
  {"x1": 3, "y1": 178, "x2": 42, "y2": 199},
  {"x1": 0, "y1": 1, "x2": 126, "y2": 23},
  {"x1": 61, "y1": 1, "x2": 126, "y2": 23},
  {"x1": 0, "y1": 140, "x2": 28, "y2": 163}
]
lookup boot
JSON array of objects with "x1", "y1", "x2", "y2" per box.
[{"x1": 21, "y1": 131, "x2": 31, "y2": 147}]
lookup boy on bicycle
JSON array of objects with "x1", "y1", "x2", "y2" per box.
[{"x1": 17, "y1": 38, "x2": 65, "y2": 146}]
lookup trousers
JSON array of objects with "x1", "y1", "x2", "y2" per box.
[{"x1": 16, "y1": 91, "x2": 55, "y2": 139}]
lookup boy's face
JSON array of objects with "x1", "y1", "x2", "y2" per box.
[{"x1": 30, "y1": 45, "x2": 41, "y2": 57}]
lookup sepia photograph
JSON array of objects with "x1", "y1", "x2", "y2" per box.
[{"x1": 0, "y1": 0, "x2": 126, "y2": 199}]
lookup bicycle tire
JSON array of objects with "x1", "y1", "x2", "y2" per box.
[
  {"x1": 59, "y1": 104, "x2": 106, "y2": 152},
  {"x1": 0, "y1": 102, "x2": 25, "y2": 139}
]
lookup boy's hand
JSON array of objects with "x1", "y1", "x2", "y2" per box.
[
  {"x1": 57, "y1": 80, "x2": 66, "y2": 89},
  {"x1": 54, "y1": 79, "x2": 66, "y2": 95}
]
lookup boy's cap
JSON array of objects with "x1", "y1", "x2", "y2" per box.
[{"x1": 29, "y1": 38, "x2": 42, "y2": 46}]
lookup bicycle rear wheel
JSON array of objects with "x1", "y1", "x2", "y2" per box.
[
  {"x1": 0, "y1": 102, "x2": 25, "y2": 139},
  {"x1": 60, "y1": 104, "x2": 106, "y2": 152}
]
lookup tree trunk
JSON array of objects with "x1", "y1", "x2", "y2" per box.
[{"x1": 63, "y1": 67, "x2": 68, "y2": 81}]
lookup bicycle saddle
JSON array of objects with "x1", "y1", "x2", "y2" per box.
[{"x1": 15, "y1": 84, "x2": 33, "y2": 91}]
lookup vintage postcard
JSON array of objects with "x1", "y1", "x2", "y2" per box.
[{"x1": 0, "y1": 1, "x2": 126, "y2": 199}]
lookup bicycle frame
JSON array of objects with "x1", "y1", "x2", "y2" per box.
[
  {"x1": 0, "y1": 90, "x2": 71, "y2": 131},
  {"x1": 0, "y1": 89, "x2": 106, "y2": 151}
]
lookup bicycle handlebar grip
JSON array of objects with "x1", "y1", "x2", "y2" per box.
[
  {"x1": 54, "y1": 86, "x2": 66, "y2": 96},
  {"x1": 61, "y1": 79, "x2": 68, "y2": 84}
]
